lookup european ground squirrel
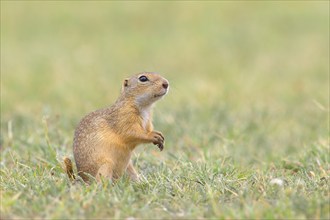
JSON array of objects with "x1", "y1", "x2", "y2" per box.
[{"x1": 64, "y1": 72, "x2": 169, "y2": 183}]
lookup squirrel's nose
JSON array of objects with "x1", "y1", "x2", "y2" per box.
[{"x1": 162, "y1": 82, "x2": 169, "y2": 89}]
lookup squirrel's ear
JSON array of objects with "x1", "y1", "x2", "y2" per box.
[
  {"x1": 123, "y1": 79, "x2": 129, "y2": 87},
  {"x1": 122, "y1": 79, "x2": 129, "y2": 91}
]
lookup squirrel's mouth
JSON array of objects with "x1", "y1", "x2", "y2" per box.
[{"x1": 154, "y1": 91, "x2": 167, "y2": 98}]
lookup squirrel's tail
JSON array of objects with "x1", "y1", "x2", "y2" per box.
[{"x1": 63, "y1": 157, "x2": 75, "y2": 181}]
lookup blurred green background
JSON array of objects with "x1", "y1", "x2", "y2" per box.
[
  {"x1": 0, "y1": 1, "x2": 329, "y2": 218},
  {"x1": 2, "y1": 1, "x2": 328, "y2": 161}
]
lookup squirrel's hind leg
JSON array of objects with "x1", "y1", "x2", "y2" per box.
[
  {"x1": 96, "y1": 163, "x2": 113, "y2": 182},
  {"x1": 126, "y1": 161, "x2": 140, "y2": 182}
]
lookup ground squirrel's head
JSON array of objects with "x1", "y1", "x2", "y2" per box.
[{"x1": 121, "y1": 72, "x2": 169, "y2": 107}]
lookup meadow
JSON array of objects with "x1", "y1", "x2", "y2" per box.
[{"x1": 1, "y1": 1, "x2": 329, "y2": 219}]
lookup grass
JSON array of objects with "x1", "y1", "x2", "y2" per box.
[{"x1": 1, "y1": 1, "x2": 329, "y2": 219}]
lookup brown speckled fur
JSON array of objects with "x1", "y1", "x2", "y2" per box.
[{"x1": 71, "y1": 72, "x2": 169, "y2": 182}]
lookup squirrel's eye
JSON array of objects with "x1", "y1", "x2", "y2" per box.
[{"x1": 139, "y1": 75, "x2": 149, "y2": 82}]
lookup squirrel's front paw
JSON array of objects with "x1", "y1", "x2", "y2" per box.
[{"x1": 149, "y1": 131, "x2": 165, "y2": 151}]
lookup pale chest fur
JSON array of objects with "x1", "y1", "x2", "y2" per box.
[{"x1": 140, "y1": 106, "x2": 151, "y2": 130}]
